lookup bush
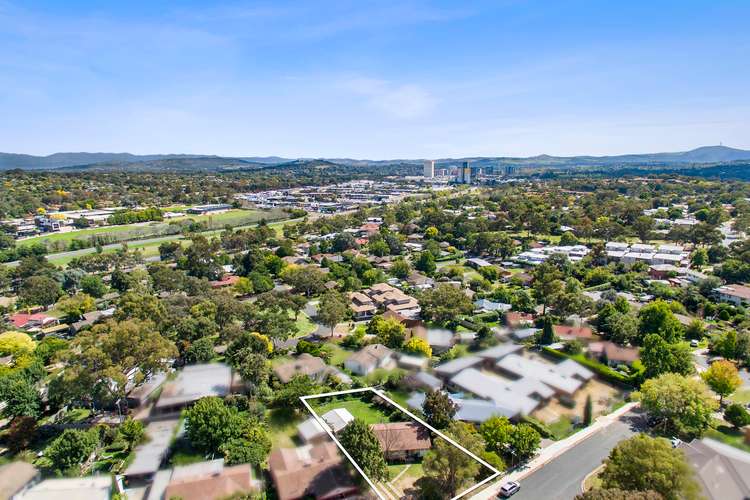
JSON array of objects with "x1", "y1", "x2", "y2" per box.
[
  {"x1": 724, "y1": 403, "x2": 750, "y2": 428},
  {"x1": 519, "y1": 416, "x2": 553, "y2": 438}
]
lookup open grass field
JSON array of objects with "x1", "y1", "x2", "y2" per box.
[{"x1": 18, "y1": 208, "x2": 289, "y2": 249}]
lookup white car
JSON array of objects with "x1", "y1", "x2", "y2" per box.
[
  {"x1": 690, "y1": 339, "x2": 700, "y2": 348},
  {"x1": 498, "y1": 481, "x2": 521, "y2": 498}
]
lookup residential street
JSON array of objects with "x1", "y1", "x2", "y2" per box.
[{"x1": 510, "y1": 410, "x2": 642, "y2": 500}]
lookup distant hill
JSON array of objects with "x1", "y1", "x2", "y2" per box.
[{"x1": 1, "y1": 145, "x2": 749, "y2": 172}]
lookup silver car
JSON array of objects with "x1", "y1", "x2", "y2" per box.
[{"x1": 498, "y1": 481, "x2": 521, "y2": 498}]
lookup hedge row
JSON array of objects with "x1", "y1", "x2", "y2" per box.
[{"x1": 542, "y1": 347, "x2": 635, "y2": 387}]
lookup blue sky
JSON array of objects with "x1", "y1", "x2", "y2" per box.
[{"x1": 1, "y1": 0, "x2": 749, "y2": 158}]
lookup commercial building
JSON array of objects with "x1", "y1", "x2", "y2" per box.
[{"x1": 423, "y1": 160, "x2": 435, "y2": 178}]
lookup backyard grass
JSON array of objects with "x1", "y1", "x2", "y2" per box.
[
  {"x1": 327, "y1": 344, "x2": 353, "y2": 366},
  {"x1": 168, "y1": 438, "x2": 206, "y2": 466},
  {"x1": 294, "y1": 312, "x2": 317, "y2": 337},
  {"x1": 268, "y1": 407, "x2": 303, "y2": 448},
  {"x1": 309, "y1": 396, "x2": 393, "y2": 425}
]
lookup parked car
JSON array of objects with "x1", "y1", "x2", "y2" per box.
[
  {"x1": 499, "y1": 481, "x2": 521, "y2": 498},
  {"x1": 671, "y1": 437, "x2": 683, "y2": 448},
  {"x1": 690, "y1": 339, "x2": 699, "y2": 348}
]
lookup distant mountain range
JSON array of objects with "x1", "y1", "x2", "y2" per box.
[{"x1": 1, "y1": 145, "x2": 749, "y2": 172}]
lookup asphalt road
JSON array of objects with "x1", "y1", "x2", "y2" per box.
[{"x1": 511, "y1": 410, "x2": 643, "y2": 500}]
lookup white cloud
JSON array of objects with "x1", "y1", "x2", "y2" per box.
[{"x1": 341, "y1": 77, "x2": 436, "y2": 119}]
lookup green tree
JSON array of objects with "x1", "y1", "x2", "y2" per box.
[
  {"x1": 46, "y1": 428, "x2": 99, "y2": 472},
  {"x1": 690, "y1": 248, "x2": 708, "y2": 270},
  {"x1": 479, "y1": 416, "x2": 513, "y2": 456},
  {"x1": 538, "y1": 316, "x2": 555, "y2": 345},
  {"x1": 317, "y1": 290, "x2": 349, "y2": 335},
  {"x1": 636, "y1": 373, "x2": 717, "y2": 438},
  {"x1": 390, "y1": 258, "x2": 411, "y2": 279},
  {"x1": 80, "y1": 274, "x2": 108, "y2": 298},
  {"x1": 415, "y1": 252, "x2": 436, "y2": 274},
  {"x1": 583, "y1": 394, "x2": 593, "y2": 426},
  {"x1": 422, "y1": 421, "x2": 484, "y2": 498},
  {"x1": 281, "y1": 265, "x2": 326, "y2": 296},
  {"x1": 532, "y1": 261, "x2": 564, "y2": 314},
  {"x1": 0, "y1": 374, "x2": 42, "y2": 419},
  {"x1": 221, "y1": 423, "x2": 272, "y2": 466},
  {"x1": 274, "y1": 375, "x2": 318, "y2": 410},
  {"x1": 56, "y1": 293, "x2": 96, "y2": 321},
  {"x1": 119, "y1": 418, "x2": 145, "y2": 451},
  {"x1": 422, "y1": 389, "x2": 457, "y2": 429},
  {"x1": 640, "y1": 334, "x2": 693, "y2": 379},
  {"x1": 507, "y1": 424, "x2": 541, "y2": 464},
  {"x1": 338, "y1": 418, "x2": 388, "y2": 481},
  {"x1": 185, "y1": 397, "x2": 245, "y2": 453},
  {"x1": 599, "y1": 434, "x2": 701, "y2": 500},
  {"x1": 0, "y1": 331, "x2": 35, "y2": 356},
  {"x1": 185, "y1": 337, "x2": 216, "y2": 364},
  {"x1": 19, "y1": 275, "x2": 62, "y2": 307},
  {"x1": 637, "y1": 300, "x2": 684, "y2": 344},
  {"x1": 374, "y1": 317, "x2": 406, "y2": 348},
  {"x1": 702, "y1": 360, "x2": 742, "y2": 405},
  {"x1": 53, "y1": 319, "x2": 177, "y2": 407},
  {"x1": 420, "y1": 284, "x2": 474, "y2": 324}
]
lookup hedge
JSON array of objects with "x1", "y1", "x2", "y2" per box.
[{"x1": 542, "y1": 347, "x2": 635, "y2": 387}]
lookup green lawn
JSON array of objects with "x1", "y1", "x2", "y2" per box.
[
  {"x1": 310, "y1": 396, "x2": 393, "y2": 425},
  {"x1": 326, "y1": 344, "x2": 353, "y2": 366},
  {"x1": 705, "y1": 425, "x2": 750, "y2": 453},
  {"x1": 731, "y1": 388, "x2": 750, "y2": 404},
  {"x1": 294, "y1": 312, "x2": 317, "y2": 337},
  {"x1": 19, "y1": 208, "x2": 289, "y2": 249},
  {"x1": 168, "y1": 438, "x2": 206, "y2": 466},
  {"x1": 267, "y1": 407, "x2": 306, "y2": 448},
  {"x1": 547, "y1": 416, "x2": 579, "y2": 440}
]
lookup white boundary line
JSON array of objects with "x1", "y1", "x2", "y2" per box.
[{"x1": 300, "y1": 387, "x2": 501, "y2": 500}]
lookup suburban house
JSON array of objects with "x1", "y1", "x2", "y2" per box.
[
  {"x1": 124, "y1": 420, "x2": 180, "y2": 484},
  {"x1": 713, "y1": 284, "x2": 750, "y2": 306},
  {"x1": 371, "y1": 422, "x2": 432, "y2": 461},
  {"x1": 587, "y1": 341, "x2": 640, "y2": 366},
  {"x1": 552, "y1": 324, "x2": 595, "y2": 341},
  {"x1": 268, "y1": 442, "x2": 358, "y2": 500},
  {"x1": 9, "y1": 312, "x2": 58, "y2": 331},
  {"x1": 0, "y1": 461, "x2": 40, "y2": 499},
  {"x1": 495, "y1": 354, "x2": 594, "y2": 396},
  {"x1": 152, "y1": 363, "x2": 238, "y2": 416},
  {"x1": 15, "y1": 476, "x2": 112, "y2": 500},
  {"x1": 209, "y1": 274, "x2": 240, "y2": 289},
  {"x1": 402, "y1": 371, "x2": 443, "y2": 392},
  {"x1": 362, "y1": 283, "x2": 420, "y2": 317},
  {"x1": 344, "y1": 344, "x2": 394, "y2": 376},
  {"x1": 147, "y1": 459, "x2": 260, "y2": 500},
  {"x1": 504, "y1": 311, "x2": 534, "y2": 328},
  {"x1": 678, "y1": 438, "x2": 750, "y2": 500},
  {"x1": 274, "y1": 354, "x2": 337, "y2": 384},
  {"x1": 348, "y1": 292, "x2": 377, "y2": 320},
  {"x1": 474, "y1": 299, "x2": 512, "y2": 313}
]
